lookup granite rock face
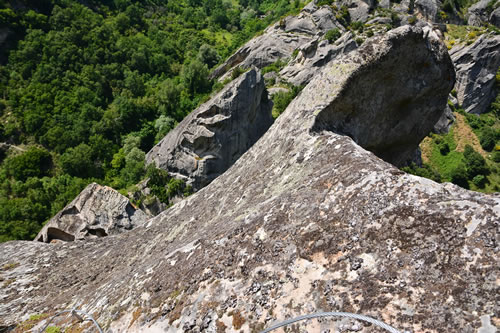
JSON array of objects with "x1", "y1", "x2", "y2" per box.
[
  {"x1": 146, "y1": 68, "x2": 273, "y2": 190},
  {"x1": 491, "y1": 6, "x2": 500, "y2": 27},
  {"x1": 311, "y1": 26, "x2": 455, "y2": 166},
  {"x1": 280, "y1": 31, "x2": 358, "y2": 87},
  {"x1": 34, "y1": 183, "x2": 148, "y2": 243},
  {"x1": 210, "y1": 2, "x2": 343, "y2": 81},
  {"x1": 0, "y1": 26, "x2": 498, "y2": 333},
  {"x1": 467, "y1": 0, "x2": 500, "y2": 27},
  {"x1": 450, "y1": 33, "x2": 500, "y2": 114}
]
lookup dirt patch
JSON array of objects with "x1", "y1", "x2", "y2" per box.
[
  {"x1": 453, "y1": 113, "x2": 487, "y2": 156},
  {"x1": 420, "y1": 136, "x2": 434, "y2": 164}
]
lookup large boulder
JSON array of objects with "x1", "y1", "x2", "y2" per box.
[
  {"x1": 450, "y1": 33, "x2": 500, "y2": 114},
  {"x1": 0, "y1": 26, "x2": 497, "y2": 333},
  {"x1": 311, "y1": 26, "x2": 455, "y2": 166},
  {"x1": 146, "y1": 68, "x2": 273, "y2": 190},
  {"x1": 34, "y1": 183, "x2": 148, "y2": 243}
]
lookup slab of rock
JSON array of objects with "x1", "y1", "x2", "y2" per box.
[
  {"x1": 491, "y1": 6, "x2": 500, "y2": 27},
  {"x1": 146, "y1": 68, "x2": 273, "y2": 190},
  {"x1": 467, "y1": 0, "x2": 493, "y2": 26},
  {"x1": 0, "y1": 26, "x2": 497, "y2": 333},
  {"x1": 280, "y1": 31, "x2": 358, "y2": 86},
  {"x1": 210, "y1": 2, "x2": 342, "y2": 81},
  {"x1": 450, "y1": 33, "x2": 500, "y2": 114},
  {"x1": 433, "y1": 103, "x2": 456, "y2": 134},
  {"x1": 34, "y1": 183, "x2": 148, "y2": 243}
]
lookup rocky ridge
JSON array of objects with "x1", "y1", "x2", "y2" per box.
[
  {"x1": 146, "y1": 68, "x2": 273, "y2": 191},
  {"x1": 1, "y1": 26, "x2": 498, "y2": 333}
]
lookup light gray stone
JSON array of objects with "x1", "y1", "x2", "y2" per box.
[
  {"x1": 467, "y1": 0, "x2": 491, "y2": 26},
  {"x1": 450, "y1": 33, "x2": 500, "y2": 114},
  {"x1": 34, "y1": 183, "x2": 148, "y2": 243},
  {"x1": 210, "y1": 4, "x2": 340, "y2": 81},
  {"x1": 280, "y1": 32, "x2": 358, "y2": 87},
  {"x1": 146, "y1": 68, "x2": 273, "y2": 190}
]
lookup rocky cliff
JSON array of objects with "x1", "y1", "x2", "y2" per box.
[
  {"x1": 449, "y1": 33, "x2": 500, "y2": 115},
  {"x1": 1, "y1": 26, "x2": 498, "y2": 333},
  {"x1": 146, "y1": 68, "x2": 273, "y2": 191}
]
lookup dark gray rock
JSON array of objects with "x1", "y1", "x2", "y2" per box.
[
  {"x1": 34, "y1": 183, "x2": 148, "y2": 243},
  {"x1": 311, "y1": 26, "x2": 455, "y2": 166},
  {"x1": 490, "y1": 6, "x2": 500, "y2": 27},
  {"x1": 146, "y1": 68, "x2": 273, "y2": 190},
  {"x1": 450, "y1": 33, "x2": 500, "y2": 114},
  {"x1": 0, "y1": 26, "x2": 497, "y2": 333},
  {"x1": 467, "y1": 0, "x2": 491, "y2": 26},
  {"x1": 433, "y1": 104, "x2": 456, "y2": 134},
  {"x1": 415, "y1": 0, "x2": 441, "y2": 21}
]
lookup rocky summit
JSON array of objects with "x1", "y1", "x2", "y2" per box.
[{"x1": 1, "y1": 25, "x2": 498, "y2": 333}]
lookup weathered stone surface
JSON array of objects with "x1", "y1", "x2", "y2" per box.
[
  {"x1": 433, "y1": 104, "x2": 456, "y2": 134},
  {"x1": 467, "y1": 0, "x2": 493, "y2": 26},
  {"x1": 210, "y1": 2, "x2": 341, "y2": 81},
  {"x1": 491, "y1": 6, "x2": 500, "y2": 27},
  {"x1": 311, "y1": 26, "x2": 455, "y2": 166},
  {"x1": 0, "y1": 26, "x2": 497, "y2": 333},
  {"x1": 34, "y1": 183, "x2": 148, "y2": 243},
  {"x1": 280, "y1": 32, "x2": 358, "y2": 86},
  {"x1": 450, "y1": 33, "x2": 500, "y2": 114},
  {"x1": 414, "y1": 0, "x2": 440, "y2": 21},
  {"x1": 146, "y1": 68, "x2": 273, "y2": 190}
]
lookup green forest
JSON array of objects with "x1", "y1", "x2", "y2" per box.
[{"x1": 0, "y1": 0, "x2": 307, "y2": 242}]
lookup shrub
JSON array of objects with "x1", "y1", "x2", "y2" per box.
[
  {"x1": 401, "y1": 163, "x2": 441, "y2": 183},
  {"x1": 6, "y1": 147, "x2": 52, "y2": 181},
  {"x1": 271, "y1": 85, "x2": 304, "y2": 118},
  {"x1": 491, "y1": 151, "x2": 500, "y2": 163},
  {"x1": 450, "y1": 163, "x2": 469, "y2": 188},
  {"x1": 472, "y1": 174, "x2": 486, "y2": 188},
  {"x1": 231, "y1": 66, "x2": 244, "y2": 80},
  {"x1": 408, "y1": 16, "x2": 417, "y2": 25},
  {"x1": 463, "y1": 145, "x2": 489, "y2": 177},
  {"x1": 479, "y1": 127, "x2": 497, "y2": 151},
  {"x1": 439, "y1": 142, "x2": 450, "y2": 155},
  {"x1": 355, "y1": 37, "x2": 364, "y2": 45},
  {"x1": 325, "y1": 28, "x2": 341, "y2": 43},
  {"x1": 350, "y1": 21, "x2": 364, "y2": 32}
]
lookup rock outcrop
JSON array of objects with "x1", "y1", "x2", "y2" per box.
[
  {"x1": 1, "y1": 26, "x2": 495, "y2": 333},
  {"x1": 280, "y1": 32, "x2": 358, "y2": 87},
  {"x1": 311, "y1": 26, "x2": 455, "y2": 166},
  {"x1": 34, "y1": 183, "x2": 148, "y2": 243},
  {"x1": 467, "y1": 0, "x2": 500, "y2": 27},
  {"x1": 450, "y1": 33, "x2": 500, "y2": 114},
  {"x1": 210, "y1": 2, "x2": 344, "y2": 81},
  {"x1": 146, "y1": 68, "x2": 273, "y2": 190},
  {"x1": 491, "y1": 6, "x2": 500, "y2": 27}
]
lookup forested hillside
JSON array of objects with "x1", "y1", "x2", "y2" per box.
[{"x1": 0, "y1": 0, "x2": 306, "y2": 241}]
